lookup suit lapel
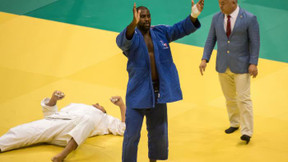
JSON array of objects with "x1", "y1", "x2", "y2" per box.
[
  {"x1": 230, "y1": 7, "x2": 244, "y2": 38},
  {"x1": 218, "y1": 13, "x2": 227, "y2": 39}
]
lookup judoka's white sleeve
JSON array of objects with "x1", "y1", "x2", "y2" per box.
[
  {"x1": 105, "y1": 115, "x2": 126, "y2": 136},
  {"x1": 41, "y1": 98, "x2": 58, "y2": 118}
]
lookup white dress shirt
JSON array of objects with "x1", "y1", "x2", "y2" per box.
[{"x1": 224, "y1": 6, "x2": 240, "y2": 32}]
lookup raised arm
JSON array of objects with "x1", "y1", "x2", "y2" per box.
[
  {"x1": 126, "y1": 3, "x2": 141, "y2": 40},
  {"x1": 159, "y1": 0, "x2": 204, "y2": 43},
  {"x1": 110, "y1": 96, "x2": 126, "y2": 122},
  {"x1": 190, "y1": 0, "x2": 204, "y2": 23},
  {"x1": 46, "y1": 90, "x2": 65, "y2": 106},
  {"x1": 116, "y1": 3, "x2": 140, "y2": 55}
]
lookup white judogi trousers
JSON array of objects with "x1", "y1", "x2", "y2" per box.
[
  {"x1": 218, "y1": 68, "x2": 253, "y2": 136},
  {"x1": 0, "y1": 114, "x2": 94, "y2": 152}
]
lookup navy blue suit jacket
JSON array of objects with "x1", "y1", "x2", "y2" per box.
[{"x1": 202, "y1": 7, "x2": 260, "y2": 73}]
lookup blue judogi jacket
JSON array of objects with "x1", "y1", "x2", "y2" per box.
[{"x1": 116, "y1": 16, "x2": 201, "y2": 109}]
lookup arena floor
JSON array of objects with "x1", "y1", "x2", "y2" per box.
[{"x1": 0, "y1": 0, "x2": 288, "y2": 161}]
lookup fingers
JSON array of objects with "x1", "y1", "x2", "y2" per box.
[
  {"x1": 110, "y1": 98, "x2": 118, "y2": 103},
  {"x1": 110, "y1": 96, "x2": 124, "y2": 107},
  {"x1": 200, "y1": 68, "x2": 203, "y2": 75},
  {"x1": 202, "y1": 0, "x2": 204, "y2": 8},
  {"x1": 54, "y1": 91, "x2": 65, "y2": 99},
  {"x1": 197, "y1": 0, "x2": 204, "y2": 11},
  {"x1": 133, "y1": 2, "x2": 140, "y2": 24},
  {"x1": 133, "y1": 3, "x2": 137, "y2": 14},
  {"x1": 199, "y1": 66, "x2": 205, "y2": 76},
  {"x1": 133, "y1": 3, "x2": 141, "y2": 15},
  {"x1": 136, "y1": 9, "x2": 141, "y2": 20},
  {"x1": 250, "y1": 72, "x2": 256, "y2": 78},
  {"x1": 110, "y1": 96, "x2": 121, "y2": 103},
  {"x1": 249, "y1": 71, "x2": 257, "y2": 78},
  {"x1": 249, "y1": 66, "x2": 258, "y2": 78},
  {"x1": 199, "y1": 61, "x2": 206, "y2": 76},
  {"x1": 199, "y1": 0, "x2": 204, "y2": 5},
  {"x1": 201, "y1": 0, "x2": 204, "y2": 5},
  {"x1": 193, "y1": 0, "x2": 204, "y2": 7},
  {"x1": 252, "y1": 71, "x2": 258, "y2": 78}
]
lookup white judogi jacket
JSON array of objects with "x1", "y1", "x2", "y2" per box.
[{"x1": 0, "y1": 98, "x2": 126, "y2": 152}]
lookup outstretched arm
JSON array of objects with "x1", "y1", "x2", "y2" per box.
[
  {"x1": 46, "y1": 90, "x2": 65, "y2": 107},
  {"x1": 159, "y1": 0, "x2": 204, "y2": 43},
  {"x1": 110, "y1": 96, "x2": 126, "y2": 122}
]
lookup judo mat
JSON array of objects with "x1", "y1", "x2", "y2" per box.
[{"x1": 0, "y1": 0, "x2": 288, "y2": 161}]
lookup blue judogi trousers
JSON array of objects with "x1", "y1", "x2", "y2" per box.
[{"x1": 122, "y1": 94, "x2": 168, "y2": 162}]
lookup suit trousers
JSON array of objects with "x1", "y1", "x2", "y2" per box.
[{"x1": 218, "y1": 68, "x2": 253, "y2": 136}]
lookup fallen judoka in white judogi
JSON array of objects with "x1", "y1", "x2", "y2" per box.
[{"x1": 0, "y1": 90, "x2": 126, "y2": 162}]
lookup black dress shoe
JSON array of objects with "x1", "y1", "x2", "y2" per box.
[
  {"x1": 241, "y1": 135, "x2": 251, "y2": 144},
  {"x1": 225, "y1": 127, "x2": 239, "y2": 134}
]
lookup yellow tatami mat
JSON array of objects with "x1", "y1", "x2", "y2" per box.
[{"x1": 0, "y1": 12, "x2": 288, "y2": 162}]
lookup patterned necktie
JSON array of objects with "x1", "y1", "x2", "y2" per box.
[{"x1": 226, "y1": 15, "x2": 231, "y2": 38}]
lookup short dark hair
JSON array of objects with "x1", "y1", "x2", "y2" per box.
[{"x1": 136, "y1": 6, "x2": 149, "y2": 12}]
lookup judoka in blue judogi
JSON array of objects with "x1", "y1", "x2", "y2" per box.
[{"x1": 116, "y1": 1, "x2": 204, "y2": 161}]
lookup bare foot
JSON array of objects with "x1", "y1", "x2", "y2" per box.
[{"x1": 51, "y1": 154, "x2": 64, "y2": 162}]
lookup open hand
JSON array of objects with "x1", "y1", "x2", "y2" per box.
[
  {"x1": 191, "y1": 0, "x2": 204, "y2": 18},
  {"x1": 195, "y1": 0, "x2": 204, "y2": 12},
  {"x1": 132, "y1": 3, "x2": 141, "y2": 25}
]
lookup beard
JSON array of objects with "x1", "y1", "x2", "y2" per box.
[{"x1": 138, "y1": 22, "x2": 151, "y2": 32}]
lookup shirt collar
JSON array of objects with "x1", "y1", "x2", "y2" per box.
[{"x1": 226, "y1": 5, "x2": 239, "y2": 19}]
